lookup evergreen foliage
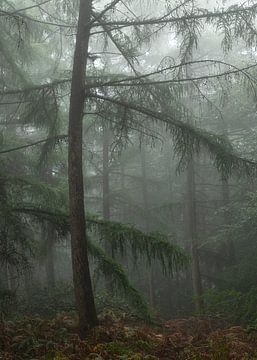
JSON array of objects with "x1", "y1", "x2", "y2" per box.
[
  {"x1": 2, "y1": 0, "x2": 257, "y2": 333},
  {"x1": 88, "y1": 240, "x2": 151, "y2": 320}
]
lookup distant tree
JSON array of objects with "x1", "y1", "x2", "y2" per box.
[{"x1": 2, "y1": 0, "x2": 257, "y2": 336}]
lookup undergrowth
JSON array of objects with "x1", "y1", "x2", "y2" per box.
[{"x1": 1, "y1": 314, "x2": 257, "y2": 359}]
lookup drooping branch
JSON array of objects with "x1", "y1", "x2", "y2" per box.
[
  {"x1": 2, "y1": 60, "x2": 256, "y2": 99},
  {"x1": 87, "y1": 62, "x2": 257, "y2": 89},
  {"x1": 88, "y1": 217, "x2": 189, "y2": 276},
  {"x1": 89, "y1": 92, "x2": 257, "y2": 177},
  {"x1": 0, "y1": 135, "x2": 68, "y2": 155},
  {"x1": 88, "y1": 241, "x2": 151, "y2": 319},
  {"x1": 12, "y1": 206, "x2": 189, "y2": 275}
]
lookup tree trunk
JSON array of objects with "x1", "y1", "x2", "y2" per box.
[
  {"x1": 120, "y1": 161, "x2": 126, "y2": 222},
  {"x1": 103, "y1": 125, "x2": 111, "y2": 222},
  {"x1": 186, "y1": 158, "x2": 204, "y2": 312},
  {"x1": 0, "y1": 179, "x2": 9, "y2": 291},
  {"x1": 68, "y1": 0, "x2": 97, "y2": 337},
  {"x1": 8, "y1": 265, "x2": 16, "y2": 292},
  {"x1": 102, "y1": 124, "x2": 114, "y2": 291},
  {"x1": 220, "y1": 118, "x2": 235, "y2": 264},
  {"x1": 167, "y1": 156, "x2": 176, "y2": 235},
  {"x1": 45, "y1": 223, "x2": 56, "y2": 288},
  {"x1": 1, "y1": 259, "x2": 9, "y2": 291},
  {"x1": 24, "y1": 268, "x2": 33, "y2": 299},
  {"x1": 221, "y1": 176, "x2": 235, "y2": 263},
  {"x1": 140, "y1": 146, "x2": 155, "y2": 308}
]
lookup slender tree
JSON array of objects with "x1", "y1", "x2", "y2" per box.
[
  {"x1": 68, "y1": 0, "x2": 98, "y2": 336},
  {"x1": 140, "y1": 146, "x2": 155, "y2": 307},
  {"x1": 186, "y1": 158, "x2": 203, "y2": 312}
]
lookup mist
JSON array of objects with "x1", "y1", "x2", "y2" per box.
[{"x1": 1, "y1": 0, "x2": 257, "y2": 359}]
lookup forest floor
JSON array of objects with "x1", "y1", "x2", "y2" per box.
[{"x1": 1, "y1": 313, "x2": 257, "y2": 359}]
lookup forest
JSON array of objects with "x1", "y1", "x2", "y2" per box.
[{"x1": 2, "y1": 0, "x2": 257, "y2": 359}]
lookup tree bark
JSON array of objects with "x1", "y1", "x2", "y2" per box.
[{"x1": 68, "y1": 0, "x2": 97, "y2": 337}]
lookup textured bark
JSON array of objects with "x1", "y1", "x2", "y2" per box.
[
  {"x1": 68, "y1": 0, "x2": 97, "y2": 337},
  {"x1": 186, "y1": 158, "x2": 204, "y2": 312}
]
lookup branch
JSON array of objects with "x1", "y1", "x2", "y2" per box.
[
  {"x1": 0, "y1": 0, "x2": 52, "y2": 16},
  {"x1": 87, "y1": 63, "x2": 257, "y2": 89},
  {"x1": 90, "y1": 0, "x2": 123, "y2": 27},
  {"x1": 88, "y1": 92, "x2": 257, "y2": 177},
  {"x1": 0, "y1": 79, "x2": 70, "y2": 97},
  {"x1": 91, "y1": 3, "x2": 257, "y2": 29},
  {"x1": 0, "y1": 135, "x2": 67, "y2": 155}
]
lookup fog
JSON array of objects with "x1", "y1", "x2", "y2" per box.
[{"x1": 1, "y1": 0, "x2": 257, "y2": 358}]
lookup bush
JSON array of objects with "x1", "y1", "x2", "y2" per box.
[
  {"x1": 19, "y1": 282, "x2": 75, "y2": 317},
  {"x1": 204, "y1": 287, "x2": 257, "y2": 325}
]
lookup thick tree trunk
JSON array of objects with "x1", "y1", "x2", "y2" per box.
[
  {"x1": 68, "y1": 0, "x2": 97, "y2": 337},
  {"x1": 186, "y1": 158, "x2": 204, "y2": 312}
]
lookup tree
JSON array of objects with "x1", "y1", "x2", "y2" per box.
[
  {"x1": 2, "y1": 0, "x2": 257, "y2": 335},
  {"x1": 67, "y1": 0, "x2": 98, "y2": 336}
]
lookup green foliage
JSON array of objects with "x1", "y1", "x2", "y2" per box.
[
  {"x1": 89, "y1": 240, "x2": 151, "y2": 320},
  {"x1": 204, "y1": 287, "x2": 257, "y2": 325},
  {"x1": 13, "y1": 206, "x2": 189, "y2": 277},
  {"x1": 88, "y1": 216, "x2": 189, "y2": 276},
  {"x1": 19, "y1": 283, "x2": 75, "y2": 317}
]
